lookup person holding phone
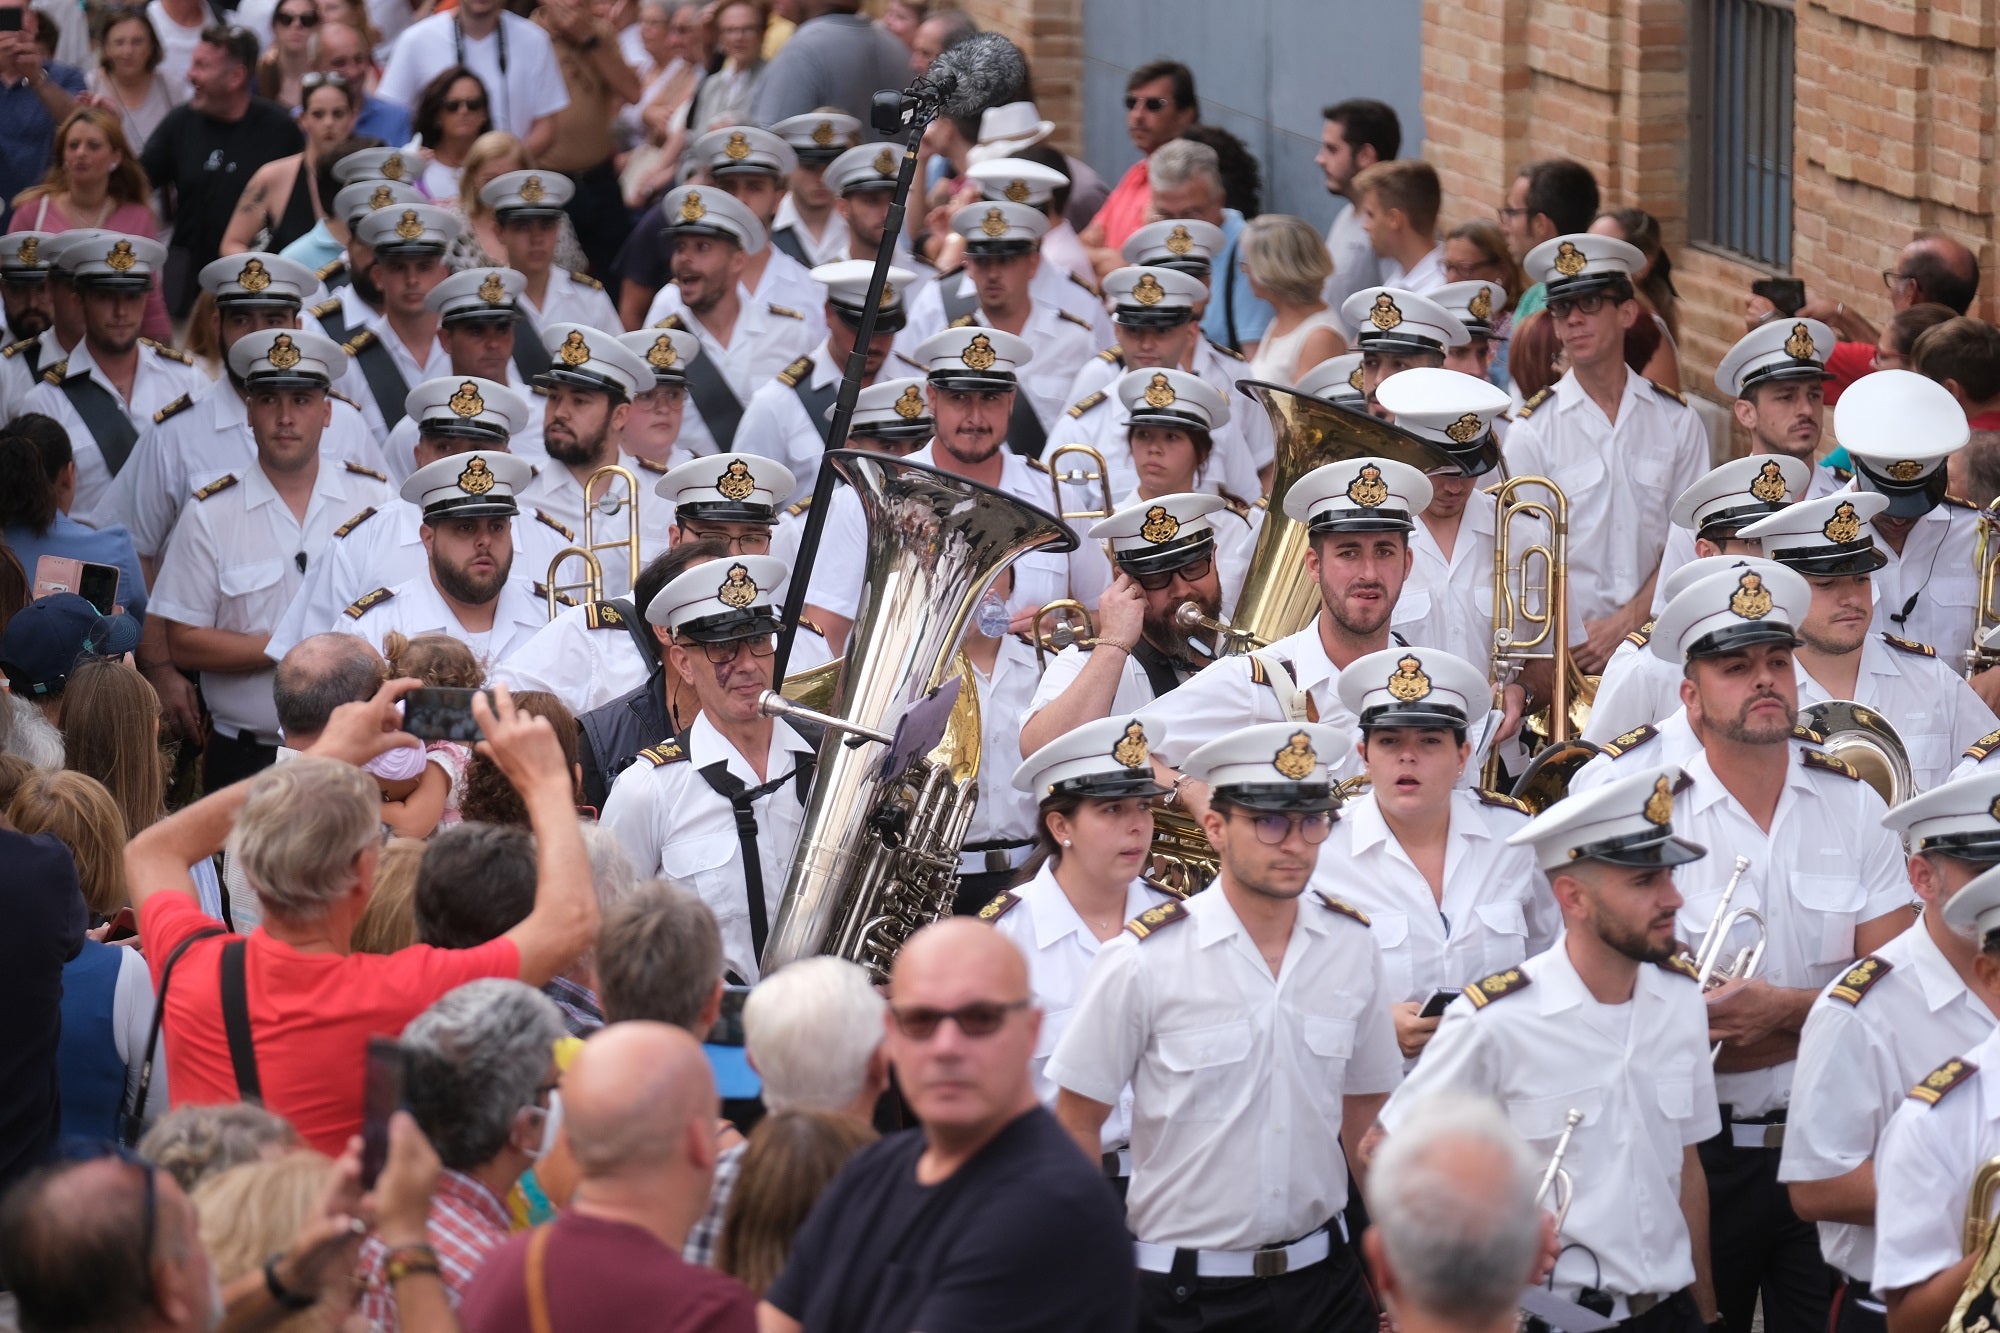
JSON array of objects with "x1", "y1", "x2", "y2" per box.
[{"x1": 1318, "y1": 647, "x2": 1555, "y2": 1064}]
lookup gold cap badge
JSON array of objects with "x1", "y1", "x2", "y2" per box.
[
  {"x1": 1553, "y1": 240, "x2": 1587, "y2": 277},
  {"x1": 1444, "y1": 412, "x2": 1484, "y2": 444},
  {"x1": 716, "y1": 459, "x2": 755, "y2": 500},
  {"x1": 1749, "y1": 460, "x2": 1788, "y2": 503},
  {"x1": 880, "y1": 281, "x2": 896, "y2": 307},
  {"x1": 724, "y1": 130, "x2": 751, "y2": 161},
  {"x1": 1132, "y1": 273, "x2": 1165, "y2": 307},
  {"x1": 448, "y1": 381, "x2": 485, "y2": 418},
  {"x1": 1348, "y1": 365, "x2": 1365, "y2": 392},
  {"x1": 558, "y1": 330, "x2": 590, "y2": 366},
  {"x1": 266, "y1": 333, "x2": 300, "y2": 370},
  {"x1": 1468, "y1": 285, "x2": 1493, "y2": 321},
  {"x1": 1643, "y1": 775, "x2": 1674, "y2": 826},
  {"x1": 381, "y1": 152, "x2": 405, "y2": 181},
  {"x1": 1823, "y1": 500, "x2": 1862, "y2": 544},
  {"x1": 811, "y1": 120, "x2": 835, "y2": 147},
  {"x1": 519, "y1": 175, "x2": 546, "y2": 204},
  {"x1": 1004, "y1": 179, "x2": 1030, "y2": 204},
  {"x1": 1387, "y1": 654, "x2": 1431, "y2": 701},
  {"x1": 979, "y1": 207, "x2": 1008, "y2": 239},
  {"x1": 238, "y1": 258, "x2": 270, "y2": 292},
  {"x1": 1884, "y1": 460, "x2": 1925, "y2": 482},
  {"x1": 1165, "y1": 224, "x2": 1193, "y2": 256},
  {"x1": 394, "y1": 210, "x2": 424, "y2": 241},
  {"x1": 893, "y1": 385, "x2": 924, "y2": 419},
  {"x1": 1347, "y1": 463, "x2": 1390, "y2": 507},
  {"x1": 646, "y1": 335, "x2": 678, "y2": 369},
  {"x1": 16, "y1": 237, "x2": 36, "y2": 265},
  {"x1": 679, "y1": 190, "x2": 707, "y2": 223},
  {"x1": 1785, "y1": 321, "x2": 1816, "y2": 361},
  {"x1": 1113, "y1": 721, "x2": 1150, "y2": 769},
  {"x1": 477, "y1": 272, "x2": 507, "y2": 304},
  {"x1": 1273, "y1": 731, "x2": 1318, "y2": 780},
  {"x1": 1368, "y1": 293, "x2": 1403, "y2": 331},
  {"x1": 960, "y1": 333, "x2": 997, "y2": 371},
  {"x1": 718, "y1": 562, "x2": 758, "y2": 607},
  {"x1": 1142, "y1": 372, "x2": 1176, "y2": 409},
  {"x1": 1729, "y1": 571, "x2": 1773, "y2": 619},
  {"x1": 1139, "y1": 504, "x2": 1180, "y2": 544},
  {"x1": 105, "y1": 240, "x2": 136, "y2": 272},
  {"x1": 873, "y1": 148, "x2": 896, "y2": 176},
  {"x1": 368, "y1": 184, "x2": 393, "y2": 209},
  {"x1": 457, "y1": 456, "x2": 494, "y2": 494}
]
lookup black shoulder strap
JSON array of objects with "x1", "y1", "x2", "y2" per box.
[
  {"x1": 694, "y1": 747, "x2": 817, "y2": 964},
  {"x1": 350, "y1": 334, "x2": 410, "y2": 429},
  {"x1": 674, "y1": 322, "x2": 744, "y2": 447},
  {"x1": 219, "y1": 938, "x2": 264, "y2": 1106},
  {"x1": 1221, "y1": 236, "x2": 1241, "y2": 354},
  {"x1": 770, "y1": 226, "x2": 810, "y2": 267},
  {"x1": 789, "y1": 372, "x2": 839, "y2": 445},
  {"x1": 612, "y1": 595, "x2": 660, "y2": 672},
  {"x1": 1006, "y1": 386, "x2": 1046, "y2": 460},
  {"x1": 314, "y1": 301, "x2": 349, "y2": 344},
  {"x1": 123, "y1": 924, "x2": 227, "y2": 1145},
  {"x1": 57, "y1": 373, "x2": 141, "y2": 477},
  {"x1": 19, "y1": 340, "x2": 43, "y2": 377},
  {"x1": 512, "y1": 311, "x2": 545, "y2": 386}
]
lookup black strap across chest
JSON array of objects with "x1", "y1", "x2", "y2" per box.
[
  {"x1": 57, "y1": 372, "x2": 140, "y2": 477},
  {"x1": 769, "y1": 226, "x2": 810, "y2": 267},
  {"x1": 789, "y1": 371, "x2": 839, "y2": 445},
  {"x1": 512, "y1": 312, "x2": 545, "y2": 387},
  {"x1": 693, "y1": 749, "x2": 816, "y2": 964},
  {"x1": 1130, "y1": 638, "x2": 1193, "y2": 699},
  {"x1": 1006, "y1": 387, "x2": 1046, "y2": 459},
  {"x1": 661, "y1": 315, "x2": 744, "y2": 447}
]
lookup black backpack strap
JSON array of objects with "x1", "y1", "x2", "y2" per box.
[
  {"x1": 57, "y1": 372, "x2": 141, "y2": 477},
  {"x1": 1005, "y1": 388, "x2": 1046, "y2": 459},
  {"x1": 219, "y1": 938, "x2": 264, "y2": 1106},
  {"x1": 122, "y1": 924, "x2": 227, "y2": 1144},
  {"x1": 611, "y1": 596, "x2": 661, "y2": 673}
]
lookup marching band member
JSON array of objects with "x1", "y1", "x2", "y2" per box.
[
  {"x1": 613, "y1": 327, "x2": 704, "y2": 472},
  {"x1": 1378, "y1": 764, "x2": 1721, "y2": 1333},
  {"x1": 1050, "y1": 721, "x2": 1399, "y2": 1333},
  {"x1": 1337, "y1": 284, "x2": 1467, "y2": 410},
  {"x1": 953, "y1": 567, "x2": 1047, "y2": 910},
  {"x1": 480, "y1": 170, "x2": 621, "y2": 333},
  {"x1": 1322, "y1": 647, "x2": 1555, "y2": 1062}
]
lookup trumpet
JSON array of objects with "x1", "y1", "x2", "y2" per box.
[
  {"x1": 1173, "y1": 601, "x2": 1267, "y2": 651},
  {"x1": 1046, "y1": 443, "x2": 1115, "y2": 522},
  {"x1": 1693, "y1": 855, "x2": 1767, "y2": 1065},
  {"x1": 544, "y1": 463, "x2": 644, "y2": 617},
  {"x1": 1948, "y1": 1157, "x2": 2000, "y2": 1333},
  {"x1": 1535, "y1": 1108, "x2": 1584, "y2": 1238},
  {"x1": 1029, "y1": 598, "x2": 1097, "y2": 671}
]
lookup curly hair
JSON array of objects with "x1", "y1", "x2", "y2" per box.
[{"x1": 459, "y1": 691, "x2": 579, "y2": 825}]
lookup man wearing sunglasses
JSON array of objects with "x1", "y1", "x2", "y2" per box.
[
  {"x1": 1051, "y1": 720, "x2": 1400, "y2": 1333},
  {"x1": 600, "y1": 552, "x2": 815, "y2": 983},
  {"x1": 1505, "y1": 231, "x2": 1711, "y2": 675},
  {"x1": 1077, "y1": 59, "x2": 1201, "y2": 269}
]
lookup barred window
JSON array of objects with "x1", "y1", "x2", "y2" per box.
[{"x1": 1690, "y1": 0, "x2": 1795, "y2": 268}]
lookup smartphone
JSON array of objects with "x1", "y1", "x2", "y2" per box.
[
  {"x1": 0, "y1": 10, "x2": 23, "y2": 31},
  {"x1": 359, "y1": 1036, "x2": 406, "y2": 1190},
  {"x1": 401, "y1": 687, "x2": 494, "y2": 743},
  {"x1": 1751, "y1": 277, "x2": 1807, "y2": 318},
  {"x1": 33, "y1": 556, "x2": 121, "y2": 615},
  {"x1": 104, "y1": 906, "x2": 137, "y2": 941},
  {"x1": 707, "y1": 984, "x2": 751, "y2": 1047},
  {"x1": 1418, "y1": 988, "x2": 1459, "y2": 1020}
]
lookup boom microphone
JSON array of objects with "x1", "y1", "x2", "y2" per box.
[{"x1": 926, "y1": 31, "x2": 1028, "y2": 120}]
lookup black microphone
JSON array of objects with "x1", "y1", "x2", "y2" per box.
[
  {"x1": 871, "y1": 32, "x2": 1027, "y2": 131},
  {"x1": 1889, "y1": 591, "x2": 1919, "y2": 625}
]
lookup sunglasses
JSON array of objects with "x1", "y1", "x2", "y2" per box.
[
  {"x1": 51, "y1": 1141, "x2": 158, "y2": 1304},
  {"x1": 275, "y1": 9, "x2": 320, "y2": 25},
  {"x1": 1229, "y1": 807, "x2": 1334, "y2": 846},
  {"x1": 678, "y1": 633, "x2": 775, "y2": 665},
  {"x1": 300, "y1": 70, "x2": 347, "y2": 89},
  {"x1": 889, "y1": 998, "x2": 1030, "y2": 1040},
  {"x1": 442, "y1": 96, "x2": 487, "y2": 113},
  {"x1": 1124, "y1": 95, "x2": 1172, "y2": 112},
  {"x1": 1127, "y1": 553, "x2": 1212, "y2": 591},
  {"x1": 1546, "y1": 291, "x2": 1614, "y2": 319}
]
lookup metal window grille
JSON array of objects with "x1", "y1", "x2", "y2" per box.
[{"x1": 1691, "y1": 0, "x2": 1795, "y2": 268}]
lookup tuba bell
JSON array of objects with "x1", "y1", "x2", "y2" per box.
[
  {"x1": 1947, "y1": 1157, "x2": 2000, "y2": 1333},
  {"x1": 544, "y1": 463, "x2": 644, "y2": 617},
  {"x1": 759, "y1": 451, "x2": 1077, "y2": 983},
  {"x1": 1968, "y1": 498, "x2": 2000, "y2": 675},
  {"x1": 1800, "y1": 700, "x2": 1913, "y2": 806}
]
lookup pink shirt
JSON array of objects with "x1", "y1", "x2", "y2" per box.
[
  {"x1": 1088, "y1": 159, "x2": 1152, "y2": 252},
  {"x1": 9, "y1": 198, "x2": 174, "y2": 343}
]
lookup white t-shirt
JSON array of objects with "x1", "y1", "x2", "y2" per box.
[
  {"x1": 145, "y1": 0, "x2": 206, "y2": 100},
  {"x1": 376, "y1": 11, "x2": 569, "y2": 140}
]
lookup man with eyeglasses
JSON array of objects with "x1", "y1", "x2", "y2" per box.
[
  {"x1": 1504, "y1": 233, "x2": 1709, "y2": 675},
  {"x1": 1050, "y1": 719, "x2": 1399, "y2": 1333},
  {"x1": 1799, "y1": 230, "x2": 1981, "y2": 400},
  {"x1": 600, "y1": 552, "x2": 814, "y2": 983},
  {"x1": 763, "y1": 918, "x2": 1135, "y2": 1333},
  {"x1": 1078, "y1": 59, "x2": 1201, "y2": 270}
]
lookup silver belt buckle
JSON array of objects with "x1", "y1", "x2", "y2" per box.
[
  {"x1": 1252, "y1": 1247, "x2": 1289, "y2": 1279},
  {"x1": 984, "y1": 849, "x2": 1012, "y2": 874}
]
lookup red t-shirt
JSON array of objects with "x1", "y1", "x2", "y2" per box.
[
  {"x1": 460, "y1": 1212, "x2": 756, "y2": 1333},
  {"x1": 140, "y1": 893, "x2": 519, "y2": 1154},
  {"x1": 1824, "y1": 339, "x2": 1874, "y2": 406},
  {"x1": 1088, "y1": 159, "x2": 1152, "y2": 252}
]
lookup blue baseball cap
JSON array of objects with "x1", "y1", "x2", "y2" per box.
[{"x1": 0, "y1": 593, "x2": 141, "y2": 698}]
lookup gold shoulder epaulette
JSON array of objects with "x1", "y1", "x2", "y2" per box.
[
  {"x1": 892, "y1": 351, "x2": 925, "y2": 371},
  {"x1": 343, "y1": 586, "x2": 394, "y2": 618},
  {"x1": 315, "y1": 258, "x2": 346, "y2": 282},
  {"x1": 947, "y1": 313, "x2": 975, "y2": 329},
  {"x1": 1025, "y1": 456, "x2": 1050, "y2": 475},
  {"x1": 1647, "y1": 378, "x2": 1687, "y2": 405},
  {"x1": 639, "y1": 737, "x2": 688, "y2": 766},
  {"x1": 532, "y1": 581, "x2": 576, "y2": 608},
  {"x1": 1216, "y1": 488, "x2": 1252, "y2": 518},
  {"x1": 767, "y1": 304, "x2": 803, "y2": 320},
  {"x1": 1067, "y1": 390, "x2": 1107, "y2": 419},
  {"x1": 40, "y1": 359, "x2": 68, "y2": 384},
  {"x1": 655, "y1": 313, "x2": 685, "y2": 331},
  {"x1": 1881, "y1": 632, "x2": 1936, "y2": 657},
  {"x1": 571, "y1": 271, "x2": 604, "y2": 290},
  {"x1": 977, "y1": 891, "x2": 1019, "y2": 922},
  {"x1": 1793, "y1": 722, "x2": 1825, "y2": 745},
  {"x1": 1600, "y1": 724, "x2": 1659, "y2": 758},
  {"x1": 1206, "y1": 339, "x2": 1245, "y2": 362},
  {"x1": 1462, "y1": 967, "x2": 1532, "y2": 1009},
  {"x1": 786, "y1": 496, "x2": 813, "y2": 518},
  {"x1": 343, "y1": 460, "x2": 387, "y2": 482},
  {"x1": 635, "y1": 457, "x2": 667, "y2": 474},
  {"x1": 1142, "y1": 875, "x2": 1188, "y2": 901},
  {"x1": 1802, "y1": 749, "x2": 1862, "y2": 781},
  {"x1": 141, "y1": 337, "x2": 192, "y2": 364},
  {"x1": 342, "y1": 329, "x2": 377, "y2": 355},
  {"x1": 192, "y1": 473, "x2": 239, "y2": 501},
  {"x1": 776, "y1": 355, "x2": 812, "y2": 387},
  {"x1": 328, "y1": 389, "x2": 361, "y2": 412},
  {"x1": 1476, "y1": 789, "x2": 1533, "y2": 816},
  {"x1": 797, "y1": 615, "x2": 826, "y2": 638},
  {"x1": 1314, "y1": 892, "x2": 1370, "y2": 926},
  {"x1": 1910, "y1": 1057, "x2": 1979, "y2": 1106},
  {"x1": 309, "y1": 297, "x2": 342, "y2": 318},
  {"x1": 1658, "y1": 954, "x2": 1701, "y2": 981},
  {"x1": 1096, "y1": 344, "x2": 1125, "y2": 365},
  {"x1": 537, "y1": 511, "x2": 575, "y2": 542},
  {"x1": 1515, "y1": 386, "x2": 1554, "y2": 419},
  {"x1": 1830, "y1": 956, "x2": 1893, "y2": 1005},
  {"x1": 152, "y1": 393, "x2": 194, "y2": 424},
  {"x1": 1125, "y1": 899, "x2": 1188, "y2": 940},
  {"x1": 1966, "y1": 727, "x2": 2000, "y2": 761},
  {"x1": 333, "y1": 505, "x2": 377, "y2": 538},
  {"x1": 584, "y1": 600, "x2": 625, "y2": 630},
  {"x1": 2, "y1": 336, "x2": 35, "y2": 358},
  {"x1": 1066, "y1": 270, "x2": 1101, "y2": 297},
  {"x1": 1943, "y1": 493, "x2": 1978, "y2": 510},
  {"x1": 1057, "y1": 309, "x2": 1091, "y2": 330},
  {"x1": 1624, "y1": 620, "x2": 1655, "y2": 648}
]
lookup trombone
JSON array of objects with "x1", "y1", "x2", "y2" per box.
[
  {"x1": 544, "y1": 463, "x2": 643, "y2": 618},
  {"x1": 1969, "y1": 498, "x2": 2000, "y2": 675},
  {"x1": 1484, "y1": 473, "x2": 1597, "y2": 788},
  {"x1": 1029, "y1": 598, "x2": 1097, "y2": 672},
  {"x1": 1173, "y1": 601, "x2": 1266, "y2": 651},
  {"x1": 1692, "y1": 855, "x2": 1767, "y2": 1064},
  {"x1": 1046, "y1": 443, "x2": 1115, "y2": 522}
]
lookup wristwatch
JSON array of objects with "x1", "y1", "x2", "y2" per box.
[{"x1": 263, "y1": 1255, "x2": 316, "y2": 1312}]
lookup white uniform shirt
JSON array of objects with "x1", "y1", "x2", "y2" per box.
[
  {"x1": 1583, "y1": 629, "x2": 1688, "y2": 746},
  {"x1": 1379, "y1": 942, "x2": 1721, "y2": 1301},
  {"x1": 1792, "y1": 634, "x2": 1999, "y2": 792},
  {"x1": 265, "y1": 499, "x2": 574, "y2": 662},
  {"x1": 734, "y1": 341, "x2": 845, "y2": 504},
  {"x1": 377, "y1": 368, "x2": 547, "y2": 483},
  {"x1": 1134, "y1": 616, "x2": 1366, "y2": 783},
  {"x1": 1865, "y1": 499, "x2": 1982, "y2": 670},
  {"x1": 350, "y1": 303, "x2": 450, "y2": 393},
  {"x1": 640, "y1": 292, "x2": 821, "y2": 458},
  {"x1": 1061, "y1": 487, "x2": 1258, "y2": 621},
  {"x1": 104, "y1": 381, "x2": 387, "y2": 559},
  {"x1": 1650, "y1": 461, "x2": 1843, "y2": 615},
  {"x1": 896, "y1": 262, "x2": 1114, "y2": 354},
  {"x1": 1396, "y1": 489, "x2": 1499, "y2": 666},
  {"x1": 375, "y1": 11, "x2": 569, "y2": 139},
  {"x1": 521, "y1": 269, "x2": 621, "y2": 334},
  {"x1": 1872, "y1": 1024, "x2": 2000, "y2": 1294},
  {"x1": 1039, "y1": 386, "x2": 1263, "y2": 510},
  {"x1": 1665, "y1": 747, "x2": 1911, "y2": 1116},
  {"x1": 149, "y1": 461, "x2": 392, "y2": 740},
  {"x1": 772, "y1": 195, "x2": 848, "y2": 269},
  {"x1": 985, "y1": 861, "x2": 1176, "y2": 1147},
  {"x1": 600, "y1": 713, "x2": 814, "y2": 982},
  {"x1": 0, "y1": 328, "x2": 67, "y2": 420},
  {"x1": 343, "y1": 571, "x2": 551, "y2": 670},
  {"x1": 1502, "y1": 368, "x2": 1711, "y2": 623},
  {"x1": 1313, "y1": 789, "x2": 1556, "y2": 1008},
  {"x1": 22, "y1": 338, "x2": 207, "y2": 518},
  {"x1": 1779, "y1": 922, "x2": 1997, "y2": 1283},
  {"x1": 960, "y1": 633, "x2": 1044, "y2": 869},
  {"x1": 517, "y1": 455, "x2": 678, "y2": 600},
  {"x1": 1021, "y1": 643, "x2": 1159, "y2": 738},
  {"x1": 1057, "y1": 340, "x2": 1278, "y2": 480},
  {"x1": 1045, "y1": 884, "x2": 1402, "y2": 1250}
]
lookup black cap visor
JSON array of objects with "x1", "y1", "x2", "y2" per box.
[
  {"x1": 1438, "y1": 436, "x2": 1502, "y2": 478},
  {"x1": 1213, "y1": 781, "x2": 1338, "y2": 814},
  {"x1": 675, "y1": 607, "x2": 781, "y2": 643},
  {"x1": 831, "y1": 301, "x2": 906, "y2": 333},
  {"x1": 418, "y1": 419, "x2": 511, "y2": 444},
  {"x1": 1355, "y1": 329, "x2": 1445, "y2": 356},
  {"x1": 241, "y1": 372, "x2": 333, "y2": 393},
  {"x1": 1113, "y1": 531, "x2": 1215, "y2": 578},
  {"x1": 1767, "y1": 538, "x2": 1889, "y2": 577},
  {"x1": 1544, "y1": 272, "x2": 1635, "y2": 303},
  {"x1": 1853, "y1": 460, "x2": 1950, "y2": 519},
  {"x1": 1048, "y1": 771, "x2": 1173, "y2": 800},
  {"x1": 1739, "y1": 360, "x2": 1834, "y2": 393},
  {"x1": 1359, "y1": 703, "x2": 1472, "y2": 731},
  {"x1": 1308, "y1": 507, "x2": 1414, "y2": 534},
  {"x1": 1917, "y1": 832, "x2": 2000, "y2": 864},
  {"x1": 927, "y1": 370, "x2": 1016, "y2": 393},
  {"x1": 75, "y1": 273, "x2": 152, "y2": 292},
  {"x1": 674, "y1": 499, "x2": 776, "y2": 524},
  {"x1": 1684, "y1": 621, "x2": 1802, "y2": 659},
  {"x1": 1570, "y1": 828, "x2": 1707, "y2": 868},
  {"x1": 1112, "y1": 303, "x2": 1196, "y2": 330},
  {"x1": 423, "y1": 494, "x2": 519, "y2": 522},
  {"x1": 536, "y1": 366, "x2": 630, "y2": 400}
]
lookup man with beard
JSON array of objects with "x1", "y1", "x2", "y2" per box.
[
  {"x1": 343, "y1": 448, "x2": 548, "y2": 666},
  {"x1": 822, "y1": 141, "x2": 933, "y2": 273},
  {"x1": 642, "y1": 185, "x2": 818, "y2": 458},
  {"x1": 150, "y1": 329, "x2": 391, "y2": 785},
  {"x1": 1050, "y1": 720, "x2": 1399, "y2": 1333},
  {"x1": 1737, "y1": 491, "x2": 1996, "y2": 792},
  {"x1": 1315, "y1": 99, "x2": 1397, "y2": 314},
  {"x1": 1595, "y1": 561, "x2": 1912, "y2": 1333},
  {"x1": 738, "y1": 258, "x2": 918, "y2": 503},
  {"x1": 1377, "y1": 763, "x2": 1721, "y2": 1333},
  {"x1": 1779, "y1": 771, "x2": 2000, "y2": 1333},
  {"x1": 600, "y1": 553, "x2": 815, "y2": 983},
  {"x1": 0, "y1": 231, "x2": 54, "y2": 362},
  {"x1": 0, "y1": 231, "x2": 69, "y2": 418},
  {"x1": 1133, "y1": 455, "x2": 1437, "y2": 792},
  {"x1": 22, "y1": 233, "x2": 205, "y2": 519},
  {"x1": 1337, "y1": 284, "x2": 1469, "y2": 414},
  {"x1": 518, "y1": 321, "x2": 676, "y2": 599}
]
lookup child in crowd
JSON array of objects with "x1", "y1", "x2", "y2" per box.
[{"x1": 378, "y1": 632, "x2": 482, "y2": 837}]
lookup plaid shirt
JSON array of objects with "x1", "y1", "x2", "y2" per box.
[
  {"x1": 682, "y1": 1138, "x2": 747, "y2": 1267},
  {"x1": 357, "y1": 1168, "x2": 512, "y2": 1331},
  {"x1": 542, "y1": 976, "x2": 604, "y2": 1036}
]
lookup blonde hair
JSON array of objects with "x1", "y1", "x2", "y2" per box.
[
  {"x1": 350, "y1": 836, "x2": 425, "y2": 954},
  {"x1": 717, "y1": 1111, "x2": 876, "y2": 1295},
  {"x1": 192, "y1": 1152, "x2": 335, "y2": 1330},
  {"x1": 61, "y1": 658, "x2": 165, "y2": 840},
  {"x1": 383, "y1": 631, "x2": 484, "y2": 688},
  {"x1": 9, "y1": 769, "x2": 129, "y2": 916},
  {"x1": 458, "y1": 132, "x2": 532, "y2": 223},
  {"x1": 1240, "y1": 213, "x2": 1335, "y2": 307},
  {"x1": 1351, "y1": 158, "x2": 1441, "y2": 236},
  {"x1": 225, "y1": 756, "x2": 379, "y2": 925}
]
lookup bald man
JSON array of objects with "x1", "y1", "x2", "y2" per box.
[
  {"x1": 459, "y1": 1022, "x2": 758, "y2": 1332},
  {"x1": 760, "y1": 920, "x2": 1134, "y2": 1333},
  {"x1": 1805, "y1": 230, "x2": 1980, "y2": 389}
]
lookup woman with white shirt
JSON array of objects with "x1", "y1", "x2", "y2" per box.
[
  {"x1": 1321, "y1": 646, "x2": 1557, "y2": 1064},
  {"x1": 981, "y1": 714, "x2": 1181, "y2": 1188},
  {"x1": 1241, "y1": 213, "x2": 1346, "y2": 384}
]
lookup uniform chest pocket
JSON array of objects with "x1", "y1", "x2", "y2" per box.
[
  {"x1": 1155, "y1": 1019, "x2": 1252, "y2": 1122},
  {"x1": 661, "y1": 831, "x2": 741, "y2": 914},
  {"x1": 219, "y1": 557, "x2": 286, "y2": 600},
  {"x1": 1654, "y1": 1062, "x2": 1696, "y2": 1122},
  {"x1": 1473, "y1": 901, "x2": 1531, "y2": 973},
  {"x1": 1792, "y1": 872, "x2": 1865, "y2": 964},
  {"x1": 1507, "y1": 1087, "x2": 1604, "y2": 1147},
  {"x1": 1932, "y1": 574, "x2": 1979, "y2": 610}
]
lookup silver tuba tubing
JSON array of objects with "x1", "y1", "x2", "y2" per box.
[{"x1": 759, "y1": 451, "x2": 1078, "y2": 982}]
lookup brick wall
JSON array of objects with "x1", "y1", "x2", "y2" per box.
[{"x1": 957, "y1": 0, "x2": 1085, "y2": 157}]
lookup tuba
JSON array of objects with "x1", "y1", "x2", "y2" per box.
[
  {"x1": 1801, "y1": 700, "x2": 1913, "y2": 806},
  {"x1": 1226, "y1": 382, "x2": 1456, "y2": 654},
  {"x1": 1947, "y1": 1157, "x2": 2000, "y2": 1333},
  {"x1": 758, "y1": 451, "x2": 1077, "y2": 983},
  {"x1": 544, "y1": 463, "x2": 644, "y2": 617}
]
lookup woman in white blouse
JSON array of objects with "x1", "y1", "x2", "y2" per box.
[
  {"x1": 1319, "y1": 646, "x2": 1558, "y2": 1064},
  {"x1": 980, "y1": 714, "x2": 1181, "y2": 1184}
]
